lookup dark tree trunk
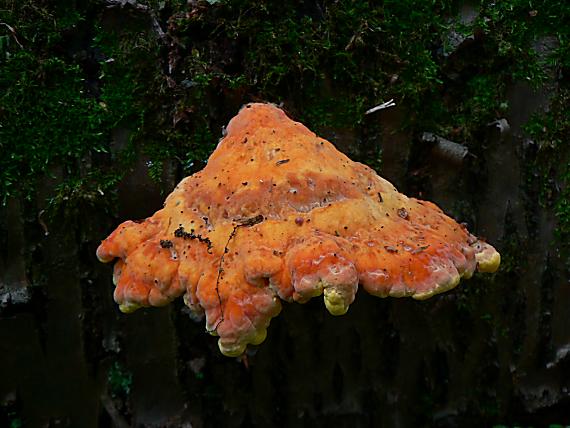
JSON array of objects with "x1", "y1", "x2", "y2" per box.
[{"x1": 1, "y1": 1, "x2": 569, "y2": 427}]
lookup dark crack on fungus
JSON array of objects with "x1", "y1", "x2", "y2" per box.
[{"x1": 210, "y1": 214, "x2": 265, "y2": 333}]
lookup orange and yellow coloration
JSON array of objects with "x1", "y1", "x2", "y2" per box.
[{"x1": 97, "y1": 103, "x2": 500, "y2": 356}]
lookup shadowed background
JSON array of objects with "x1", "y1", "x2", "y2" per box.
[{"x1": 1, "y1": 0, "x2": 569, "y2": 426}]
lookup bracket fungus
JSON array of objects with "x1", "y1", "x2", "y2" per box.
[{"x1": 97, "y1": 103, "x2": 500, "y2": 357}]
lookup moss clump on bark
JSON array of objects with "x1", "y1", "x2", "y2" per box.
[{"x1": 1, "y1": 0, "x2": 568, "y2": 215}]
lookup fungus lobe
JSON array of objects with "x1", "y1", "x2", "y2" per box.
[{"x1": 97, "y1": 103, "x2": 500, "y2": 356}]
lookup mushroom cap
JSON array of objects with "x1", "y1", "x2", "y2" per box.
[{"x1": 97, "y1": 103, "x2": 500, "y2": 356}]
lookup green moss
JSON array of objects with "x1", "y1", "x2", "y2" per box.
[
  {"x1": 9, "y1": 419, "x2": 22, "y2": 428},
  {"x1": 165, "y1": 0, "x2": 569, "y2": 157},
  {"x1": 1, "y1": 0, "x2": 568, "y2": 212},
  {"x1": 0, "y1": 53, "x2": 109, "y2": 201},
  {"x1": 0, "y1": 397, "x2": 21, "y2": 428},
  {"x1": 170, "y1": 0, "x2": 455, "y2": 132},
  {"x1": 108, "y1": 361, "x2": 132, "y2": 397},
  {"x1": 0, "y1": 1, "x2": 147, "y2": 206}
]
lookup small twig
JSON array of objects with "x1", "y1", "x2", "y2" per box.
[
  {"x1": 149, "y1": 14, "x2": 166, "y2": 42},
  {"x1": 38, "y1": 210, "x2": 49, "y2": 236},
  {"x1": 365, "y1": 99, "x2": 396, "y2": 115},
  {"x1": 0, "y1": 22, "x2": 24, "y2": 49},
  {"x1": 487, "y1": 118, "x2": 510, "y2": 135},
  {"x1": 209, "y1": 215, "x2": 264, "y2": 333}
]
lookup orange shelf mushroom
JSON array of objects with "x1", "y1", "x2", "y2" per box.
[{"x1": 97, "y1": 103, "x2": 500, "y2": 356}]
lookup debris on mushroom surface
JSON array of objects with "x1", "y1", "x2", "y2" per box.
[{"x1": 97, "y1": 103, "x2": 500, "y2": 357}]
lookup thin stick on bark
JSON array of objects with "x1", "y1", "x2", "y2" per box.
[{"x1": 0, "y1": 22, "x2": 24, "y2": 49}]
